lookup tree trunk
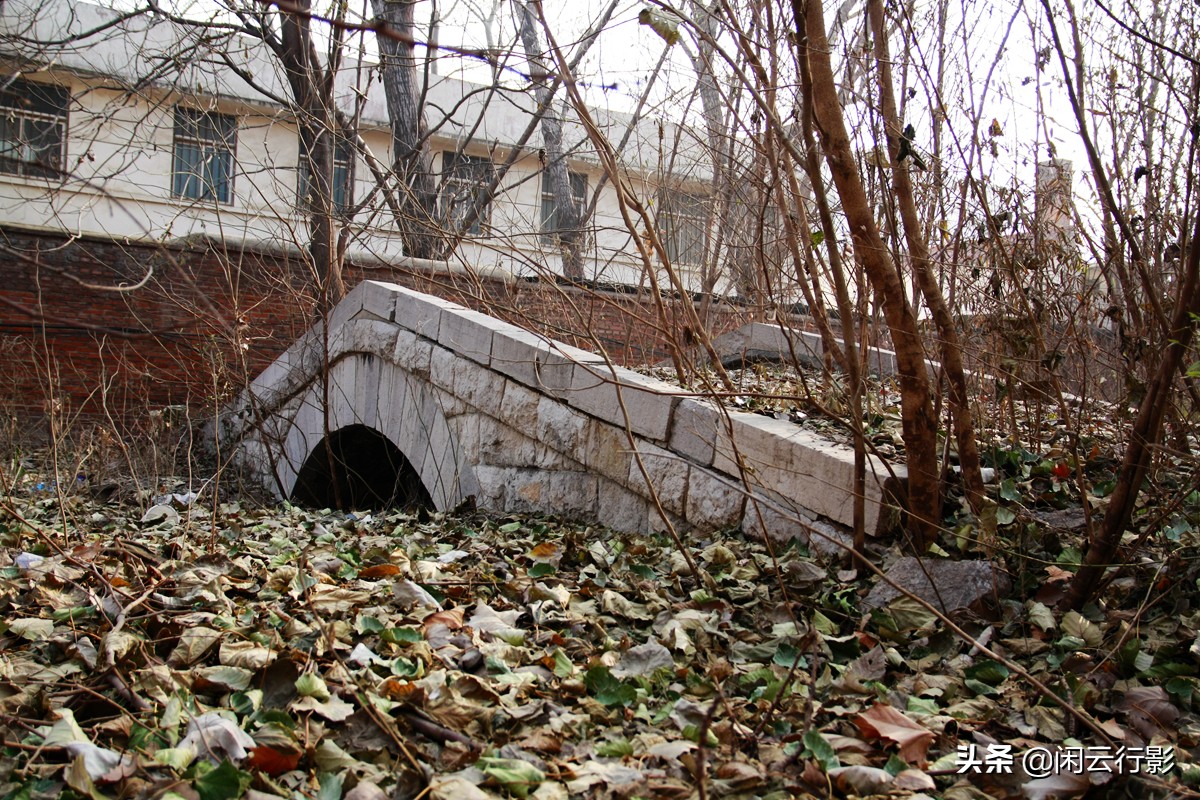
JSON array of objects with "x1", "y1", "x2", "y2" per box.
[
  {"x1": 867, "y1": 0, "x2": 985, "y2": 515},
  {"x1": 690, "y1": 0, "x2": 729, "y2": 303},
  {"x1": 793, "y1": 0, "x2": 941, "y2": 548},
  {"x1": 515, "y1": 1, "x2": 585, "y2": 279},
  {"x1": 371, "y1": 0, "x2": 443, "y2": 260},
  {"x1": 280, "y1": 0, "x2": 345, "y2": 309},
  {"x1": 1061, "y1": 211, "x2": 1200, "y2": 609}
]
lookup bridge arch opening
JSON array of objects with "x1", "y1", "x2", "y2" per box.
[{"x1": 291, "y1": 424, "x2": 434, "y2": 512}]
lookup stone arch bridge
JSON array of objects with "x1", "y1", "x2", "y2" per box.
[{"x1": 215, "y1": 281, "x2": 903, "y2": 553}]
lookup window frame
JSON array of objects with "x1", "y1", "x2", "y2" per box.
[
  {"x1": 539, "y1": 168, "x2": 588, "y2": 244},
  {"x1": 172, "y1": 107, "x2": 237, "y2": 205},
  {"x1": 657, "y1": 189, "x2": 710, "y2": 266},
  {"x1": 0, "y1": 78, "x2": 70, "y2": 179},
  {"x1": 298, "y1": 134, "x2": 355, "y2": 216},
  {"x1": 440, "y1": 152, "x2": 495, "y2": 236}
]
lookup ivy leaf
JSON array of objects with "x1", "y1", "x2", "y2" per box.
[
  {"x1": 803, "y1": 729, "x2": 840, "y2": 771},
  {"x1": 478, "y1": 757, "x2": 545, "y2": 798},
  {"x1": 194, "y1": 760, "x2": 252, "y2": 800},
  {"x1": 1061, "y1": 611, "x2": 1102, "y2": 648},
  {"x1": 584, "y1": 666, "x2": 637, "y2": 707}
]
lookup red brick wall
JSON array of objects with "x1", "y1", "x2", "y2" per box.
[{"x1": 0, "y1": 227, "x2": 755, "y2": 432}]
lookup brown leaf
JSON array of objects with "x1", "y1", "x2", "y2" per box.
[
  {"x1": 1118, "y1": 686, "x2": 1180, "y2": 740},
  {"x1": 529, "y1": 542, "x2": 559, "y2": 561},
  {"x1": 853, "y1": 703, "x2": 935, "y2": 765},
  {"x1": 359, "y1": 564, "x2": 402, "y2": 579},
  {"x1": 829, "y1": 765, "x2": 895, "y2": 794},
  {"x1": 246, "y1": 744, "x2": 302, "y2": 776},
  {"x1": 893, "y1": 768, "x2": 936, "y2": 791},
  {"x1": 423, "y1": 608, "x2": 465, "y2": 631}
]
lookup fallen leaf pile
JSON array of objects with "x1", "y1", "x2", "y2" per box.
[{"x1": 0, "y1": 464, "x2": 1195, "y2": 799}]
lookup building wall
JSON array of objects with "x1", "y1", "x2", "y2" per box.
[
  {"x1": 0, "y1": 0, "x2": 753, "y2": 434},
  {"x1": 0, "y1": 227, "x2": 754, "y2": 433}
]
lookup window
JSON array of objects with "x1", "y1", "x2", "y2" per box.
[
  {"x1": 299, "y1": 135, "x2": 354, "y2": 215},
  {"x1": 172, "y1": 108, "x2": 236, "y2": 203},
  {"x1": 658, "y1": 190, "x2": 710, "y2": 265},
  {"x1": 0, "y1": 78, "x2": 69, "y2": 178},
  {"x1": 540, "y1": 168, "x2": 587, "y2": 243},
  {"x1": 440, "y1": 152, "x2": 494, "y2": 235}
]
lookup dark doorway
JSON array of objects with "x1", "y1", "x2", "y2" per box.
[{"x1": 291, "y1": 424, "x2": 434, "y2": 511}]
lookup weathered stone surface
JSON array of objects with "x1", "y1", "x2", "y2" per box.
[
  {"x1": 477, "y1": 416, "x2": 572, "y2": 471},
  {"x1": 500, "y1": 468, "x2": 598, "y2": 517},
  {"x1": 393, "y1": 286, "x2": 462, "y2": 341},
  {"x1": 582, "y1": 419, "x2": 635, "y2": 485},
  {"x1": 714, "y1": 412, "x2": 894, "y2": 534},
  {"x1": 490, "y1": 328, "x2": 601, "y2": 397},
  {"x1": 224, "y1": 282, "x2": 898, "y2": 546},
  {"x1": 626, "y1": 443, "x2": 689, "y2": 518},
  {"x1": 862, "y1": 558, "x2": 1010, "y2": 613},
  {"x1": 357, "y1": 280, "x2": 402, "y2": 322},
  {"x1": 393, "y1": 329, "x2": 433, "y2": 377},
  {"x1": 597, "y1": 479, "x2": 652, "y2": 533},
  {"x1": 437, "y1": 306, "x2": 498, "y2": 366},
  {"x1": 535, "y1": 396, "x2": 591, "y2": 458},
  {"x1": 429, "y1": 345, "x2": 506, "y2": 411},
  {"x1": 668, "y1": 398, "x2": 721, "y2": 466},
  {"x1": 566, "y1": 363, "x2": 680, "y2": 441},
  {"x1": 342, "y1": 320, "x2": 400, "y2": 360},
  {"x1": 685, "y1": 467, "x2": 744, "y2": 531}
]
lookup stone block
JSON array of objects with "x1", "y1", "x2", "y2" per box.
[
  {"x1": 714, "y1": 411, "x2": 893, "y2": 533},
  {"x1": 356, "y1": 280, "x2": 402, "y2": 322},
  {"x1": 352, "y1": 353, "x2": 382, "y2": 429},
  {"x1": 325, "y1": 356, "x2": 360, "y2": 430},
  {"x1": 503, "y1": 468, "x2": 599, "y2": 518},
  {"x1": 472, "y1": 464, "x2": 511, "y2": 511},
  {"x1": 581, "y1": 419, "x2": 635, "y2": 484},
  {"x1": 375, "y1": 365, "x2": 411, "y2": 441},
  {"x1": 743, "y1": 494, "x2": 852, "y2": 558},
  {"x1": 534, "y1": 396, "x2": 591, "y2": 456},
  {"x1": 597, "y1": 479, "x2": 653, "y2": 534},
  {"x1": 477, "y1": 416, "x2": 572, "y2": 470},
  {"x1": 712, "y1": 412, "x2": 803, "y2": 478},
  {"x1": 393, "y1": 286, "x2": 464, "y2": 341},
  {"x1": 565, "y1": 363, "x2": 680, "y2": 441},
  {"x1": 342, "y1": 319, "x2": 400, "y2": 359},
  {"x1": 709, "y1": 322, "x2": 823, "y2": 367},
  {"x1": 684, "y1": 467, "x2": 744, "y2": 531},
  {"x1": 495, "y1": 380, "x2": 542, "y2": 429},
  {"x1": 325, "y1": 280, "x2": 372, "y2": 331},
  {"x1": 429, "y1": 346, "x2": 506, "y2": 411},
  {"x1": 437, "y1": 307, "x2": 499, "y2": 366},
  {"x1": 626, "y1": 443, "x2": 689, "y2": 518},
  {"x1": 668, "y1": 398, "x2": 721, "y2": 466},
  {"x1": 393, "y1": 329, "x2": 433, "y2": 378},
  {"x1": 490, "y1": 328, "x2": 601, "y2": 397}
]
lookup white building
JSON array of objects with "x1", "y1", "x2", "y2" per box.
[{"x1": 0, "y1": 0, "x2": 723, "y2": 291}]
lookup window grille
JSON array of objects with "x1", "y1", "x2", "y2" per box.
[
  {"x1": 0, "y1": 78, "x2": 69, "y2": 178},
  {"x1": 172, "y1": 108, "x2": 236, "y2": 203},
  {"x1": 440, "y1": 152, "x2": 494, "y2": 236}
]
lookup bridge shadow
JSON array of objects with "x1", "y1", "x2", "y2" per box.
[{"x1": 291, "y1": 424, "x2": 433, "y2": 512}]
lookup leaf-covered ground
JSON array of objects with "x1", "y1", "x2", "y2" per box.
[{"x1": 0, "y1": 459, "x2": 1195, "y2": 800}]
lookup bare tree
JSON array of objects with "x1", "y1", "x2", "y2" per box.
[
  {"x1": 370, "y1": 0, "x2": 443, "y2": 260},
  {"x1": 514, "y1": 0, "x2": 586, "y2": 279}
]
